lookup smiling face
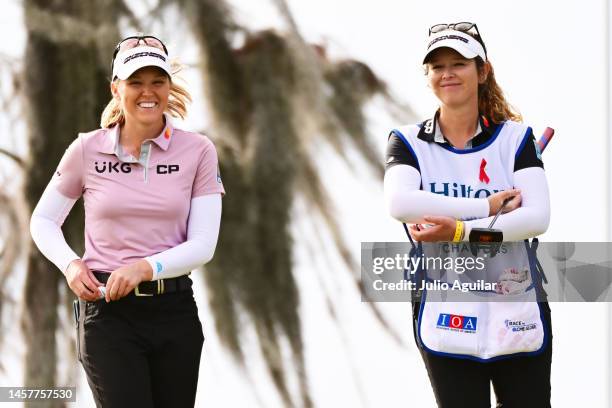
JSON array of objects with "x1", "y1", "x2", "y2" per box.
[
  {"x1": 111, "y1": 66, "x2": 170, "y2": 128},
  {"x1": 425, "y1": 47, "x2": 487, "y2": 110}
]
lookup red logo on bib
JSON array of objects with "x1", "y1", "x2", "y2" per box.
[{"x1": 479, "y1": 158, "x2": 490, "y2": 184}]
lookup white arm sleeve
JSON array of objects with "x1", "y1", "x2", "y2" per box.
[
  {"x1": 145, "y1": 194, "x2": 222, "y2": 280},
  {"x1": 29, "y1": 185, "x2": 80, "y2": 275},
  {"x1": 384, "y1": 164, "x2": 490, "y2": 224},
  {"x1": 464, "y1": 167, "x2": 550, "y2": 241}
]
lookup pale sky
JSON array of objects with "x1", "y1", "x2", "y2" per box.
[{"x1": 1, "y1": 0, "x2": 610, "y2": 407}]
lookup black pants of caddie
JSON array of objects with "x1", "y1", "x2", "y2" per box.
[
  {"x1": 417, "y1": 303, "x2": 552, "y2": 408},
  {"x1": 76, "y1": 286, "x2": 204, "y2": 408}
]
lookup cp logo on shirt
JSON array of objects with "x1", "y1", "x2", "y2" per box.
[
  {"x1": 437, "y1": 313, "x2": 478, "y2": 332},
  {"x1": 157, "y1": 164, "x2": 180, "y2": 174}
]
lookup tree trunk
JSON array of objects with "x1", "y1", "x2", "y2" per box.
[{"x1": 21, "y1": 1, "x2": 119, "y2": 405}]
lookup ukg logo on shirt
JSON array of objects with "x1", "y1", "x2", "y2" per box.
[
  {"x1": 95, "y1": 161, "x2": 132, "y2": 174},
  {"x1": 437, "y1": 313, "x2": 478, "y2": 333}
]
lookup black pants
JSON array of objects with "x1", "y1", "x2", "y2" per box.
[
  {"x1": 418, "y1": 303, "x2": 552, "y2": 408},
  {"x1": 76, "y1": 287, "x2": 204, "y2": 408}
]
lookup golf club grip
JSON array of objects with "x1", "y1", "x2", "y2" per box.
[{"x1": 536, "y1": 127, "x2": 554, "y2": 153}]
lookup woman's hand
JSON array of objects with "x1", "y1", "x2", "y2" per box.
[
  {"x1": 409, "y1": 215, "x2": 458, "y2": 242},
  {"x1": 66, "y1": 259, "x2": 103, "y2": 301},
  {"x1": 105, "y1": 260, "x2": 153, "y2": 302},
  {"x1": 487, "y1": 189, "x2": 522, "y2": 216}
]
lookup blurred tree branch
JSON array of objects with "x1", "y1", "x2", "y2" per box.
[{"x1": 0, "y1": 149, "x2": 25, "y2": 168}]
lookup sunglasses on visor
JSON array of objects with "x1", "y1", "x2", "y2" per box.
[
  {"x1": 111, "y1": 35, "x2": 168, "y2": 72},
  {"x1": 428, "y1": 22, "x2": 487, "y2": 53}
]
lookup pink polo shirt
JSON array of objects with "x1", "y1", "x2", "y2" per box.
[{"x1": 50, "y1": 118, "x2": 225, "y2": 272}]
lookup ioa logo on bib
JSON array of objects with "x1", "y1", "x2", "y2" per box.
[
  {"x1": 504, "y1": 319, "x2": 537, "y2": 332},
  {"x1": 436, "y1": 313, "x2": 477, "y2": 333}
]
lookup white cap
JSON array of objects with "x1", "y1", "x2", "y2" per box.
[
  {"x1": 423, "y1": 30, "x2": 487, "y2": 63},
  {"x1": 112, "y1": 45, "x2": 172, "y2": 80}
]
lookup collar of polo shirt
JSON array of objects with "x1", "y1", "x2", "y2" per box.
[
  {"x1": 417, "y1": 111, "x2": 495, "y2": 148},
  {"x1": 98, "y1": 113, "x2": 174, "y2": 155}
]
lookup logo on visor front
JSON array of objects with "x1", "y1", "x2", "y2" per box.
[
  {"x1": 123, "y1": 51, "x2": 166, "y2": 64},
  {"x1": 428, "y1": 34, "x2": 469, "y2": 49}
]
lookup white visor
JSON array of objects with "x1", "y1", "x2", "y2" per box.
[
  {"x1": 112, "y1": 45, "x2": 172, "y2": 80},
  {"x1": 423, "y1": 30, "x2": 487, "y2": 63}
]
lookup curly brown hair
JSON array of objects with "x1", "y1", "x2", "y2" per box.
[
  {"x1": 475, "y1": 57, "x2": 522, "y2": 123},
  {"x1": 466, "y1": 30, "x2": 522, "y2": 123}
]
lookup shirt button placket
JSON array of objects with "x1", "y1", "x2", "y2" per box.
[{"x1": 141, "y1": 143, "x2": 151, "y2": 183}]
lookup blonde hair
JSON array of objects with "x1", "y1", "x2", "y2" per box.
[
  {"x1": 100, "y1": 61, "x2": 192, "y2": 128},
  {"x1": 476, "y1": 58, "x2": 522, "y2": 123}
]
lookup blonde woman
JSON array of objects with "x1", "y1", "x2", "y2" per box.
[
  {"x1": 30, "y1": 35, "x2": 224, "y2": 407},
  {"x1": 384, "y1": 23, "x2": 551, "y2": 407}
]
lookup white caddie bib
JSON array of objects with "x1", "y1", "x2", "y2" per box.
[{"x1": 393, "y1": 121, "x2": 548, "y2": 361}]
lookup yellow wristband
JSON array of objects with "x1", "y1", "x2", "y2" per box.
[{"x1": 453, "y1": 220, "x2": 464, "y2": 242}]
